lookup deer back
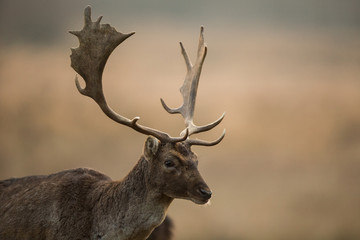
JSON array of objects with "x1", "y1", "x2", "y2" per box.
[{"x1": 0, "y1": 168, "x2": 111, "y2": 239}]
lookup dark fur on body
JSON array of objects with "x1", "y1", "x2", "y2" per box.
[
  {"x1": 147, "y1": 217, "x2": 173, "y2": 240},
  {"x1": 0, "y1": 168, "x2": 111, "y2": 239},
  {"x1": 0, "y1": 165, "x2": 169, "y2": 240},
  {"x1": 0, "y1": 139, "x2": 209, "y2": 240}
]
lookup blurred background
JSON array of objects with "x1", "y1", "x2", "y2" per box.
[{"x1": 1, "y1": 0, "x2": 360, "y2": 239}]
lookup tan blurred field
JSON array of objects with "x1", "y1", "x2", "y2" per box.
[{"x1": 1, "y1": 26, "x2": 360, "y2": 239}]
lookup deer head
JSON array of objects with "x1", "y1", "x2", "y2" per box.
[
  {"x1": 142, "y1": 136, "x2": 212, "y2": 204},
  {"x1": 70, "y1": 6, "x2": 225, "y2": 204}
]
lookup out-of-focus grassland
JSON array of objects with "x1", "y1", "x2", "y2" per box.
[{"x1": 0, "y1": 27, "x2": 360, "y2": 240}]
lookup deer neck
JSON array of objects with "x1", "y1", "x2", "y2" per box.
[
  {"x1": 122, "y1": 156, "x2": 173, "y2": 205},
  {"x1": 94, "y1": 157, "x2": 173, "y2": 240}
]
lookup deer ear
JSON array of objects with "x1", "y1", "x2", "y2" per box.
[{"x1": 144, "y1": 136, "x2": 160, "y2": 161}]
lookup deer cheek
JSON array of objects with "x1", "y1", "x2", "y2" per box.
[{"x1": 162, "y1": 171, "x2": 188, "y2": 195}]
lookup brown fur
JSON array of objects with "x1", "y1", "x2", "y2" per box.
[
  {"x1": 0, "y1": 139, "x2": 210, "y2": 240},
  {"x1": 147, "y1": 216, "x2": 173, "y2": 240}
]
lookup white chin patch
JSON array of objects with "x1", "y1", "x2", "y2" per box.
[
  {"x1": 191, "y1": 198, "x2": 211, "y2": 205},
  {"x1": 203, "y1": 200, "x2": 211, "y2": 207}
]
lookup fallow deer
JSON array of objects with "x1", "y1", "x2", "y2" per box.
[{"x1": 0, "y1": 6, "x2": 225, "y2": 240}]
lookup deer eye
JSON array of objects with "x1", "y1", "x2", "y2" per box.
[{"x1": 164, "y1": 159, "x2": 175, "y2": 168}]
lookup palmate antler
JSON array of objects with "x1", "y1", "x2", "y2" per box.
[
  {"x1": 70, "y1": 6, "x2": 224, "y2": 146},
  {"x1": 69, "y1": 6, "x2": 188, "y2": 143},
  {"x1": 161, "y1": 27, "x2": 225, "y2": 146}
]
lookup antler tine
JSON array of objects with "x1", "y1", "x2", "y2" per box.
[
  {"x1": 70, "y1": 6, "x2": 188, "y2": 143},
  {"x1": 160, "y1": 26, "x2": 225, "y2": 144},
  {"x1": 187, "y1": 129, "x2": 226, "y2": 146}
]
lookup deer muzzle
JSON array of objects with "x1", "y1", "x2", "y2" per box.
[{"x1": 189, "y1": 180, "x2": 212, "y2": 204}]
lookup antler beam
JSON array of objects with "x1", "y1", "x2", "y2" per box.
[{"x1": 70, "y1": 6, "x2": 188, "y2": 143}]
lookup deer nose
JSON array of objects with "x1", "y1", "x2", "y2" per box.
[{"x1": 198, "y1": 187, "x2": 212, "y2": 199}]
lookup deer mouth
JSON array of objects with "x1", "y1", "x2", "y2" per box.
[{"x1": 191, "y1": 197, "x2": 210, "y2": 205}]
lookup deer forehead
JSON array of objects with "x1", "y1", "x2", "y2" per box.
[{"x1": 163, "y1": 143, "x2": 198, "y2": 165}]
